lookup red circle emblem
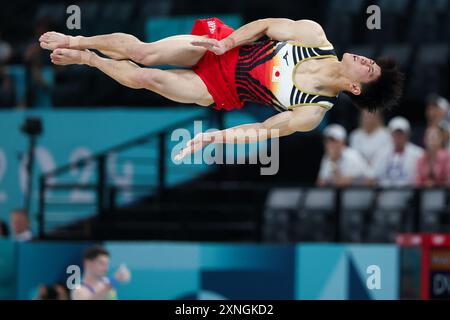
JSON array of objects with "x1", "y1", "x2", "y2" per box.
[{"x1": 275, "y1": 71, "x2": 280, "y2": 77}]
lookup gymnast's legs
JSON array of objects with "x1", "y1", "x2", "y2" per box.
[
  {"x1": 40, "y1": 32, "x2": 214, "y2": 106},
  {"x1": 40, "y1": 31, "x2": 210, "y2": 66}
]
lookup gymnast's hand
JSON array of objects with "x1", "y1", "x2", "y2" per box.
[
  {"x1": 191, "y1": 37, "x2": 234, "y2": 55},
  {"x1": 174, "y1": 132, "x2": 217, "y2": 161},
  {"x1": 114, "y1": 264, "x2": 131, "y2": 283}
]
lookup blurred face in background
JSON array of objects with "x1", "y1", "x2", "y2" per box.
[
  {"x1": 324, "y1": 137, "x2": 345, "y2": 161},
  {"x1": 426, "y1": 103, "x2": 446, "y2": 127},
  {"x1": 360, "y1": 110, "x2": 382, "y2": 133},
  {"x1": 391, "y1": 130, "x2": 409, "y2": 151},
  {"x1": 84, "y1": 254, "x2": 110, "y2": 279},
  {"x1": 10, "y1": 211, "x2": 29, "y2": 235},
  {"x1": 424, "y1": 127, "x2": 443, "y2": 153},
  {"x1": 36, "y1": 284, "x2": 69, "y2": 300},
  {"x1": 54, "y1": 284, "x2": 69, "y2": 300}
]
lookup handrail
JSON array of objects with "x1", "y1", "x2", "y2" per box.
[
  {"x1": 43, "y1": 112, "x2": 219, "y2": 179},
  {"x1": 38, "y1": 110, "x2": 224, "y2": 238}
]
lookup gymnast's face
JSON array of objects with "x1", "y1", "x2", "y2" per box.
[{"x1": 342, "y1": 53, "x2": 381, "y2": 85}]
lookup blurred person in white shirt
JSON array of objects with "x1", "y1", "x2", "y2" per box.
[
  {"x1": 349, "y1": 109, "x2": 392, "y2": 166},
  {"x1": 317, "y1": 124, "x2": 374, "y2": 187},
  {"x1": 10, "y1": 208, "x2": 32, "y2": 242},
  {"x1": 372, "y1": 117, "x2": 423, "y2": 187}
]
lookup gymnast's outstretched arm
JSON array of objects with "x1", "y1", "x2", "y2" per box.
[
  {"x1": 191, "y1": 18, "x2": 331, "y2": 55},
  {"x1": 175, "y1": 105, "x2": 327, "y2": 160}
]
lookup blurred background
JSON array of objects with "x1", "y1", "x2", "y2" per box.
[{"x1": 0, "y1": 0, "x2": 449, "y2": 300}]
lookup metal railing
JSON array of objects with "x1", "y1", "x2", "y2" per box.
[{"x1": 37, "y1": 110, "x2": 224, "y2": 238}]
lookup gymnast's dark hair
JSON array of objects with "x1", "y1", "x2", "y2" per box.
[
  {"x1": 83, "y1": 245, "x2": 109, "y2": 261},
  {"x1": 347, "y1": 57, "x2": 405, "y2": 113}
]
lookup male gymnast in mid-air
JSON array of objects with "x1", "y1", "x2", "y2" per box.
[{"x1": 39, "y1": 17, "x2": 403, "y2": 160}]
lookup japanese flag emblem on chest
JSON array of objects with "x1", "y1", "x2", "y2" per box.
[{"x1": 272, "y1": 66, "x2": 282, "y2": 82}]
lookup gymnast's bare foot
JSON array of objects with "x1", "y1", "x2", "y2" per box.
[
  {"x1": 50, "y1": 48, "x2": 95, "y2": 66},
  {"x1": 39, "y1": 31, "x2": 81, "y2": 51}
]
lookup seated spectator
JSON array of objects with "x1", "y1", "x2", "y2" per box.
[
  {"x1": 24, "y1": 44, "x2": 51, "y2": 107},
  {"x1": 426, "y1": 94, "x2": 449, "y2": 128},
  {"x1": 0, "y1": 219, "x2": 9, "y2": 238},
  {"x1": 412, "y1": 94, "x2": 450, "y2": 147},
  {"x1": 416, "y1": 126, "x2": 450, "y2": 187},
  {"x1": 54, "y1": 283, "x2": 70, "y2": 300},
  {"x1": 35, "y1": 283, "x2": 70, "y2": 300},
  {"x1": 10, "y1": 208, "x2": 32, "y2": 241},
  {"x1": 372, "y1": 117, "x2": 423, "y2": 187},
  {"x1": 0, "y1": 32, "x2": 12, "y2": 63},
  {"x1": 439, "y1": 120, "x2": 450, "y2": 150},
  {"x1": 317, "y1": 124, "x2": 373, "y2": 187},
  {"x1": 349, "y1": 109, "x2": 392, "y2": 166}
]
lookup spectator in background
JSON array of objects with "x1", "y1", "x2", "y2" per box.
[
  {"x1": 24, "y1": 44, "x2": 51, "y2": 107},
  {"x1": 426, "y1": 94, "x2": 449, "y2": 128},
  {"x1": 24, "y1": 19, "x2": 52, "y2": 108},
  {"x1": 438, "y1": 120, "x2": 450, "y2": 150},
  {"x1": 317, "y1": 124, "x2": 373, "y2": 187},
  {"x1": 413, "y1": 94, "x2": 450, "y2": 147},
  {"x1": 416, "y1": 126, "x2": 450, "y2": 187},
  {"x1": 10, "y1": 208, "x2": 32, "y2": 241},
  {"x1": 372, "y1": 117, "x2": 423, "y2": 187},
  {"x1": 0, "y1": 31, "x2": 12, "y2": 64},
  {"x1": 71, "y1": 245, "x2": 131, "y2": 300},
  {"x1": 0, "y1": 30, "x2": 15, "y2": 108},
  {"x1": 35, "y1": 283, "x2": 70, "y2": 300},
  {"x1": 54, "y1": 283, "x2": 70, "y2": 300},
  {"x1": 0, "y1": 64, "x2": 16, "y2": 107},
  {"x1": 349, "y1": 110, "x2": 392, "y2": 166},
  {"x1": 0, "y1": 219, "x2": 9, "y2": 238}
]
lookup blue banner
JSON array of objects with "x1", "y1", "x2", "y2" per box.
[
  {"x1": 295, "y1": 244, "x2": 399, "y2": 300},
  {"x1": 0, "y1": 240, "x2": 16, "y2": 299},
  {"x1": 11, "y1": 243, "x2": 399, "y2": 300}
]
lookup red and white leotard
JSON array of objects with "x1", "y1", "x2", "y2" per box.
[{"x1": 235, "y1": 40, "x2": 339, "y2": 112}]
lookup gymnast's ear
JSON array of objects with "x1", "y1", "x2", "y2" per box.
[{"x1": 348, "y1": 82, "x2": 361, "y2": 95}]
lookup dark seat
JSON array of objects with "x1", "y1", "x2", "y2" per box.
[
  {"x1": 340, "y1": 189, "x2": 375, "y2": 242},
  {"x1": 420, "y1": 189, "x2": 447, "y2": 232},
  {"x1": 366, "y1": 190, "x2": 413, "y2": 242},
  {"x1": 262, "y1": 188, "x2": 303, "y2": 242},
  {"x1": 293, "y1": 188, "x2": 336, "y2": 241}
]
